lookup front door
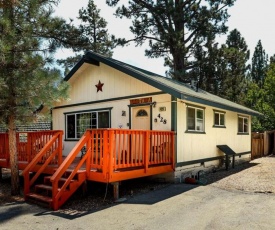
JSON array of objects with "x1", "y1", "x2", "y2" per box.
[{"x1": 131, "y1": 106, "x2": 151, "y2": 130}]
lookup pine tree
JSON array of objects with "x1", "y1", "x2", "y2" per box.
[
  {"x1": 189, "y1": 29, "x2": 249, "y2": 103},
  {"x1": 270, "y1": 54, "x2": 275, "y2": 65},
  {"x1": 58, "y1": 0, "x2": 115, "y2": 73},
  {"x1": 106, "y1": 0, "x2": 236, "y2": 81},
  {"x1": 246, "y1": 62, "x2": 275, "y2": 131},
  {"x1": 221, "y1": 29, "x2": 250, "y2": 103},
  {"x1": 189, "y1": 34, "x2": 222, "y2": 95},
  {"x1": 251, "y1": 40, "x2": 268, "y2": 88},
  {"x1": 0, "y1": 0, "x2": 70, "y2": 195}
]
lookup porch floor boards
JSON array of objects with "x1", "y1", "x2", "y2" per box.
[
  {"x1": 0, "y1": 156, "x2": 86, "y2": 173},
  {"x1": 1, "y1": 156, "x2": 173, "y2": 184}
]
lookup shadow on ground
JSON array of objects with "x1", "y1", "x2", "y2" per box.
[
  {"x1": 202, "y1": 161, "x2": 259, "y2": 185},
  {"x1": 1, "y1": 160, "x2": 260, "y2": 221},
  {"x1": 34, "y1": 181, "x2": 198, "y2": 220}
]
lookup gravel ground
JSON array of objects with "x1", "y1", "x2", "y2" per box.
[
  {"x1": 208, "y1": 155, "x2": 275, "y2": 193},
  {"x1": 1, "y1": 155, "x2": 275, "y2": 212},
  {"x1": 0, "y1": 169, "x2": 171, "y2": 212}
]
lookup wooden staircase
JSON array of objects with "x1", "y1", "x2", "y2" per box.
[
  {"x1": 25, "y1": 169, "x2": 86, "y2": 209},
  {"x1": 22, "y1": 130, "x2": 90, "y2": 210},
  {"x1": 22, "y1": 129, "x2": 175, "y2": 210}
]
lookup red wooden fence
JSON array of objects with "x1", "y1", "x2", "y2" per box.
[{"x1": 0, "y1": 131, "x2": 63, "y2": 168}]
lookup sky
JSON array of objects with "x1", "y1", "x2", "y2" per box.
[{"x1": 54, "y1": 0, "x2": 275, "y2": 76}]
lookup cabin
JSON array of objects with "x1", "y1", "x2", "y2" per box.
[
  {"x1": 53, "y1": 51, "x2": 260, "y2": 175},
  {"x1": 0, "y1": 51, "x2": 261, "y2": 210}
]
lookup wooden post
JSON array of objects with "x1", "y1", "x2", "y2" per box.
[
  {"x1": 86, "y1": 130, "x2": 91, "y2": 173},
  {"x1": 144, "y1": 131, "x2": 149, "y2": 173},
  {"x1": 81, "y1": 180, "x2": 87, "y2": 196},
  {"x1": 0, "y1": 167, "x2": 2, "y2": 182},
  {"x1": 232, "y1": 155, "x2": 235, "y2": 168},
  {"x1": 58, "y1": 131, "x2": 63, "y2": 166},
  {"x1": 112, "y1": 182, "x2": 119, "y2": 201},
  {"x1": 225, "y1": 155, "x2": 229, "y2": 170}
]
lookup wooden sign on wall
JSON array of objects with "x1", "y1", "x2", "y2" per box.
[{"x1": 130, "y1": 97, "x2": 152, "y2": 105}]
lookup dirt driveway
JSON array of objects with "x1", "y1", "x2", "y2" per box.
[
  {"x1": 210, "y1": 156, "x2": 275, "y2": 193},
  {"x1": 1, "y1": 156, "x2": 275, "y2": 229}
]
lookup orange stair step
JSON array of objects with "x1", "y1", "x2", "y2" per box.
[
  {"x1": 44, "y1": 176, "x2": 76, "y2": 184},
  {"x1": 35, "y1": 184, "x2": 53, "y2": 191},
  {"x1": 64, "y1": 169, "x2": 86, "y2": 173},
  {"x1": 26, "y1": 193, "x2": 53, "y2": 203}
]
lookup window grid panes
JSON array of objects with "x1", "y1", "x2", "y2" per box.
[
  {"x1": 77, "y1": 113, "x2": 91, "y2": 138},
  {"x1": 136, "y1": 109, "x2": 148, "y2": 117},
  {"x1": 66, "y1": 110, "x2": 110, "y2": 139},
  {"x1": 238, "y1": 116, "x2": 249, "y2": 133},
  {"x1": 214, "y1": 112, "x2": 225, "y2": 126},
  {"x1": 187, "y1": 107, "x2": 204, "y2": 132}
]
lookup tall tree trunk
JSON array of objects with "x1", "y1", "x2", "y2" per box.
[
  {"x1": 173, "y1": 51, "x2": 186, "y2": 82},
  {"x1": 7, "y1": 1, "x2": 20, "y2": 196},
  {"x1": 9, "y1": 114, "x2": 20, "y2": 195}
]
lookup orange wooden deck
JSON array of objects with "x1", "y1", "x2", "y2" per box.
[
  {"x1": 0, "y1": 131, "x2": 63, "y2": 174},
  {"x1": 0, "y1": 129, "x2": 175, "y2": 210}
]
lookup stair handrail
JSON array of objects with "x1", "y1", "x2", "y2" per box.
[
  {"x1": 50, "y1": 130, "x2": 91, "y2": 208},
  {"x1": 22, "y1": 131, "x2": 63, "y2": 196}
]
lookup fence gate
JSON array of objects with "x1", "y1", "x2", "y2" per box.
[{"x1": 251, "y1": 132, "x2": 264, "y2": 160}]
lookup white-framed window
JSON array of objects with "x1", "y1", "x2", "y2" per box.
[
  {"x1": 66, "y1": 110, "x2": 110, "y2": 139},
  {"x1": 238, "y1": 115, "x2": 249, "y2": 134},
  {"x1": 214, "y1": 110, "x2": 225, "y2": 127},
  {"x1": 187, "y1": 106, "x2": 205, "y2": 132}
]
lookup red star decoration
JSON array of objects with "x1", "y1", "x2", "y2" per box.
[{"x1": 95, "y1": 80, "x2": 104, "y2": 92}]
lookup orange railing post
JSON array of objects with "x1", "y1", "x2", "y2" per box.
[
  {"x1": 144, "y1": 131, "x2": 149, "y2": 173},
  {"x1": 26, "y1": 133, "x2": 31, "y2": 163},
  {"x1": 58, "y1": 132, "x2": 63, "y2": 166},
  {"x1": 99, "y1": 129, "x2": 104, "y2": 178},
  {"x1": 172, "y1": 132, "x2": 175, "y2": 169},
  {"x1": 86, "y1": 130, "x2": 91, "y2": 173},
  {"x1": 107, "y1": 129, "x2": 114, "y2": 181},
  {"x1": 51, "y1": 130, "x2": 91, "y2": 207}
]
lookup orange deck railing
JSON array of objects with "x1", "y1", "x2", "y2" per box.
[
  {"x1": 49, "y1": 128, "x2": 175, "y2": 187},
  {"x1": 84, "y1": 129, "x2": 175, "y2": 182},
  {"x1": 0, "y1": 133, "x2": 8, "y2": 167},
  {"x1": 50, "y1": 131, "x2": 90, "y2": 210},
  {"x1": 1, "y1": 129, "x2": 174, "y2": 210},
  {"x1": 22, "y1": 131, "x2": 63, "y2": 196},
  {"x1": 0, "y1": 131, "x2": 63, "y2": 168}
]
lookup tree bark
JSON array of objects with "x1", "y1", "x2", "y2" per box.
[
  {"x1": 9, "y1": 114, "x2": 20, "y2": 195},
  {"x1": 173, "y1": 50, "x2": 187, "y2": 82}
]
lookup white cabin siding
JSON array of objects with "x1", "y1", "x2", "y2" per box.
[
  {"x1": 52, "y1": 55, "x2": 254, "y2": 169},
  {"x1": 52, "y1": 61, "x2": 175, "y2": 155},
  {"x1": 55, "y1": 63, "x2": 161, "y2": 108},
  {"x1": 53, "y1": 94, "x2": 173, "y2": 156},
  {"x1": 176, "y1": 101, "x2": 251, "y2": 164}
]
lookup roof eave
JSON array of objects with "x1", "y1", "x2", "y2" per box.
[
  {"x1": 179, "y1": 93, "x2": 262, "y2": 117},
  {"x1": 64, "y1": 55, "x2": 99, "y2": 81}
]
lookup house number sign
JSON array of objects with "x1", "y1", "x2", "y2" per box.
[{"x1": 157, "y1": 113, "x2": 167, "y2": 124}]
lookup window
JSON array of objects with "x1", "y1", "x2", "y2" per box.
[
  {"x1": 136, "y1": 109, "x2": 148, "y2": 117},
  {"x1": 214, "y1": 111, "x2": 225, "y2": 127},
  {"x1": 187, "y1": 106, "x2": 205, "y2": 132},
  {"x1": 66, "y1": 110, "x2": 110, "y2": 139},
  {"x1": 238, "y1": 115, "x2": 249, "y2": 134}
]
